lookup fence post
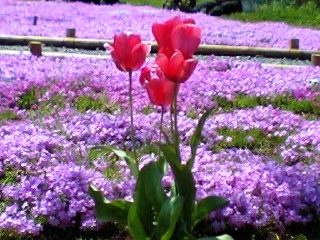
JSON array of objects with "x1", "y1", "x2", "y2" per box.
[{"x1": 29, "y1": 41, "x2": 42, "y2": 57}]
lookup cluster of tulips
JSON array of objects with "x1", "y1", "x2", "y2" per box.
[
  {"x1": 106, "y1": 16, "x2": 201, "y2": 154},
  {"x1": 91, "y1": 16, "x2": 232, "y2": 240},
  {"x1": 107, "y1": 16, "x2": 201, "y2": 109}
]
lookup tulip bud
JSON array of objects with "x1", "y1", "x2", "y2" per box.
[
  {"x1": 140, "y1": 65, "x2": 175, "y2": 107},
  {"x1": 108, "y1": 33, "x2": 150, "y2": 72},
  {"x1": 152, "y1": 16, "x2": 201, "y2": 59},
  {"x1": 156, "y1": 51, "x2": 198, "y2": 83}
]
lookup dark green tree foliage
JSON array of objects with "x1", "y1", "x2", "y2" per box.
[{"x1": 163, "y1": 0, "x2": 197, "y2": 12}]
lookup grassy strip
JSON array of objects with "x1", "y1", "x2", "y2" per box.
[
  {"x1": 211, "y1": 128, "x2": 286, "y2": 159},
  {"x1": 125, "y1": 0, "x2": 163, "y2": 7},
  {"x1": 212, "y1": 94, "x2": 320, "y2": 119},
  {"x1": 126, "y1": 0, "x2": 320, "y2": 29},
  {"x1": 0, "y1": 110, "x2": 18, "y2": 122},
  {"x1": 125, "y1": 0, "x2": 208, "y2": 8},
  {"x1": 73, "y1": 95, "x2": 120, "y2": 114},
  {"x1": 229, "y1": 1, "x2": 320, "y2": 29}
]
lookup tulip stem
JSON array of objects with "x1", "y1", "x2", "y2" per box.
[
  {"x1": 128, "y1": 71, "x2": 137, "y2": 161},
  {"x1": 173, "y1": 82, "x2": 181, "y2": 161},
  {"x1": 170, "y1": 105, "x2": 174, "y2": 140},
  {"x1": 159, "y1": 106, "x2": 165, "y2": 143}
]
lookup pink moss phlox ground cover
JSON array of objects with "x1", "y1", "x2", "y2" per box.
[
  {"x1": 0, "y1": 55, "x2": 319, "y2": 113},
  {"x1": 280, "y1": 120, "x2": 320, "y2": 164},
  {"x1": 193, "y1": 149, "x2": 320, "y2": 230},
  {"x1": 1, "y1": 1, "x2": 320, "y2": 49},
  {"x1": 0, "y1": 122, "x2": 74, "y2": 172},
  {"x1": 1, "y1": 163, "x2": 135, "y2": 234},
  {"x1": 0, "y1": 54, "x2": 320, "y2": 236},
  {"x1": 1, "y1": 141, "x2": 320, "y2": 235},
  {"x1": 1, "y1": 107, "x2": 320, "y2": 235}
]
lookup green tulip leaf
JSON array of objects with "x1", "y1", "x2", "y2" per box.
[
  {"x1": 128, "y1": 203, "x2": 149, "y2": 240},
  {"x1": 160, "y1": 127, "x2": 172, "y2": 144},
  {"x1": 88, "y1": 145, "x2": 138, "y2": 178},
  {"x1": 192, "y1": 196, "x2": 229, "y2": 228},
  {"x1": 89, "y1": 185, "x2": 131, "y2": 225},
  {"x1": 173, "y1": 166, "x2": 196, "y2": 229},
  {"x1": 154, "y1": 196, "x2": 184, "y2": 240},
  {"x1": 158, "y1": 143, "x2": 181, "y2": 171},
  {"x1": 188, "y1": 108, "x2": 214, "y2": 170},
  {"x1": 112, "y1": 148, "x2": 139, "y2": 177},
  {"x1": 198, "y1": 234, "x2": 234, "y2": 240},
  {"x1": 157, "y1": 154, "x2": 169, "y2": 175},
  {"x1": 134, "y1": 161, "x2": 167, "y2": 236}
]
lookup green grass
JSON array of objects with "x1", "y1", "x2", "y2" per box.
[
  {"x1": 124, "y1": 0, "x2": 208, "y2": 8},
  {"x1": 0, "y1": 168, "x2": 21, "y2": 185},
  {"x1": 125, "y1": 0, "x2": 163, "y2": 7},
  {"x1": 38, "y1": 95, "x2": 66, "y2": 115},
  {"x1": 142, "y1": 105, "x2": 156, "y2": 114},
  {"x1": 211, "y1": 128, "x2": 285, "y2": 159},
  {"x1": 123, "y1": 0, "x2": 320, "y2": 29},
  {"x1": 229, "y1": 1, "x2": 320, "y2": 29},
  {"x1": 0, "y1": 110, "x2": 18, "y2": 122},
  {"x1": 73, "y1": 95, "x2": 120, "y2": 114},
  {"x1": 213, "y1": 94, "x2": 320, "y2": 119},
  {"x1": 17, "y1": 88, "x2": 39, "y2": 110}
]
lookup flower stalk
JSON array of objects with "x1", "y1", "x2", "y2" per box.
[
  {"x1": 159, "y1": 106, "x2": 165, "y2": 143},
  {"x1": 172, "y1": 82, "x2": 181, "y2": 160},
  {"x1": 128, "y1": 71, "x2": 137, "y2": 161}
]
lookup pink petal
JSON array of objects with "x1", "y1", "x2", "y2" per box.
[
  {"x1": 127, "y1": 34, "x2": 142, "y2": 50},
  {"x1": 113, "y1": 33, "x2": 130, "y2": 69},
  {"x1": 152, "y1": 16, "x2": 184, "y2": 51},
  {"x1": 156, "y1": 53, "x2": 169, "y2": 74},
  {"x1": 180, "y1": 59, "x2": 198, "y2": 83},
  {"x1": 146, "y1": 78, "x2": 163, "y2": 106},
  {"x1": 171, "y1": 24, "x2": 201, "y2": 58},
  {"x1": 168, "y1": 51, "x2": 184, "y2": 78},
  {"x1": 152, "y1": 23, "x2": 166, "y2": 47},
  {"x1": 130, "y1": 43, "x2": 149, "y2": 71},
  {"x1": 140, "y1": 66, "x2": 151, "y2": 86}
]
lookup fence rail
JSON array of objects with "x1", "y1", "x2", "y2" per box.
[{"x1": 0, "y1": 34, "x2": 319, "y2": 60}]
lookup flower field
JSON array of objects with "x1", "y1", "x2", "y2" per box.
[
  {"x1": 0, "y1": 54, "x2": 319, "y2": 238},
  {"x1": 1, "y1": 0, "x2": 320, "y2": 49},
  {"x1": 0, "y1": 1, "x2": 320, "y2": 239}
]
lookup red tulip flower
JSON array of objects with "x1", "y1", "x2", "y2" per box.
[
  {"x1": 140, "y1": 65, "x2": 175, "y2": 107},
  {"x1": 155, "y1": 50, "x2": 198, "y2": 83},
  {"x1": 105, "y1": 32, "x2": 150, "y2": 156},
  {"x1": 171, "y1": 24, "x2": 201, "y2": 59},
  {"x1": 152, "y1": 16, "x2": 201, "y2": 59},
  {"x1": 106, "y1": 32, "x2": 150, "y2": 72}
]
